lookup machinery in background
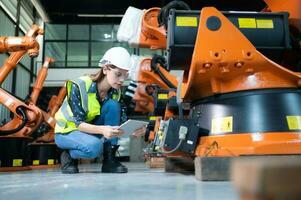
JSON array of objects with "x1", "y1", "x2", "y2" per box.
[
  {"x1": 118, "y1": 2, "x2": 195, "y2": 164},
  {"x1": 118, "y1": 2, "x2": 185, "y2": 117},
  {"x1": 0, "y1": 56, "x2": 58, "y2": 170},
  {"x1": 34, "y1": 86, "x2": 66, "y2": 143},
  {"x1": 137, "y1": 7, "x2": 166, "y2": 50},
  {"x1": 117, "y1": 1, "x2": 191, "y2": 50},
  {"x1": 0, "y1": 25, "x2": 63, "y2": 171},
  {"x1": 151, "y1": 0, "x2": 301, "y2": 179},
  {"x1": 127, "y1": 55, "x2": 177, "y2": 114},
  {"x1": 28, "y1": 85, "x2": 66, "y2": 169},
  {"x1": 0, "y1": 25, "x2": 42, "y2": 85},
  {"x1": 117, "y1": 6, "x2": 166, "y2": 50},
  {"x1": 119, "y1": 52, "x2": 179, "y2": 162},
  {"x1": 264, "y1": 0, "x2": 301, "y2": 71},
  {"x1": 119, "y1": 2, "x2": 196, "y2": 161},
  {"x1": 131, "y1": 55, "x2": 180, "y2": 146},
  {"x1": 120, "y1": 0, "x2": 301, "y2": 176},
  {"x1": 0, "y1": 55, "x2": 65, "y2": 169},
  {"x1": 0, "y1": 36, "x2": 38, "y2": 53},
  {"x1": 24, "y1": 58, "x2": 65, "y2": 169},
  {"x1": 0, "y1": 57, "x2": 54, "y2": 137}
]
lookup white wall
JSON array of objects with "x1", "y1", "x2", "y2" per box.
[{"x1": 40, "y1": 68, "x2": 100, "y2": 87}]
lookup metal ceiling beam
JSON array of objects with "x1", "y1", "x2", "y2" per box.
[{"x1": 30, "y1": 0, "x2": 50, "y2": 22}]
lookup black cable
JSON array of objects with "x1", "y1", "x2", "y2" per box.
[
  {"x1": 156, "y1": 69, "x2": 177, "y2": 89},
  {"x1": 151, "y1": 55, "x2": 176, "y2": 89},
  {"x1": 123, "y1": 80, "x2": 138, "y2": 114},
  {"x1": 158, "y1": 0, "x2": 191, "y2": 30},
  {"x1": 151, "y1": 54, "x2": 168, "y2": 70},
  {"x1": 0, "y1": 107, "x2": 28, "y2": 136}
]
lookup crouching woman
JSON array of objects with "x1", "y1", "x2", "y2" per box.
[{"x1": 54, "y1": 47, "x2": 144, "y2": 174}]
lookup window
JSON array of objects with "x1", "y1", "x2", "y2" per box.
[
  {"x1": 19, "y1": 1, "x2": 34, "y2": 32},
  {"x1": 91, "y1": 25, "x2": 113, "y2": 41},
  {"x1": 0, "y1": 0, "x2": 18, "y2": 21},
  {"x1": 45, "y1": 24, "x2": 67, "y2": 40},
  {"x1": 0, "y1": 7, "x2": 15, "y2": 35},
  {"x1": 45, "y1": 42, "x2": 66, "y2": 67},
  {"x1": 68, "y1": 25, "x2": 89, "y2": 40},
  {"x1": 91, "y1": 41, "x2": 114, "y2": 67},
  {"x1": 67, "y1": 42, "x2": 89, "y2": 67},
  {"x1": 44, "y1": 23, "x2": 136, "y2": 68}
]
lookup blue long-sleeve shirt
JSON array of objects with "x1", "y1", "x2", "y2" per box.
[{"x1": 68, "y1": 82, "x2": 127, "y2": 126}]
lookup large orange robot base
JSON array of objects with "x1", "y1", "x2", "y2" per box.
[{"x1": 173, "y1": 7, "x2": 301, "y2": 180}]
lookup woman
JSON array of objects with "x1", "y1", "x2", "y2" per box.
[{"x1": 54, "y1": 47, "x2": 145, "y2": 174}]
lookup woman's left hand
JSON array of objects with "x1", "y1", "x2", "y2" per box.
[{"x1": 132, "y1": 126, "x2": 146, "y2": 137}]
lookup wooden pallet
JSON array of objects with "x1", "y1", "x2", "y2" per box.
[
  {"x1": 232, "y1": 156, "x2": 301, "y2": 200},
  {"x1": 145, "y1": 156, "x2": 165, "y2": 168}
]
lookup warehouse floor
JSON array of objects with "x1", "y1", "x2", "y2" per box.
[{"x1": 0, "y1": 163, "x2": 237, "y2": 200}]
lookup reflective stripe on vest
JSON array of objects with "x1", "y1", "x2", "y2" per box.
[
  {"x1": 66, "y1": 77, "x2": 90, "y2": 112},
  {"x1": 60, "y1": 101, "x2": 75, "y2": 123},
  {"x1": 55, "y1": 76, "x2": 121, "y2": 134},
  {"x1": 56, "y1": 120, "x2": 65, "y2": 127},
  {"x1": 76, "y1": 78, "x2": 89, "y2": 112}
]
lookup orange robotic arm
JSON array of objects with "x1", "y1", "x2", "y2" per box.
[
  {"x1": 120, "y1": 1, "x2": 191, "y2": 50},
  {"x1": 0, "y1": 88, "x2": 43, "y2": 137},
  {"x1": 132, "y1": 57, "x2": 178, "y2": 113},
  {"x1": 118, "y1": 6, "x2": 166, "y2": 49},
  {"x1": 26, "y1": 57, "x2": 56, "y2": 129},
  {"x1": 0, "y1": 24, "x2": 43, "y2": 85},
  {"x1": 0, "y1": 36, "x2": 38, "y2": 53},
  {"x1": 29, "y1": 57, "x2": 55, "y2": 105},
  {"x1": 139, "y1": 8, "x2": 167, "y2": 50},
  {"x1": 137, "y1": 57, "x2": 178, "y2": 89},
  {"x1": 47, "y1": 86, "x2": 67, "y2": 117},
  {"x1": 0, "y1": 57, "x2": 53, "y2": 137},
  {"x1": 35, "y1": 86, "x2": 67, "y2": 143}
]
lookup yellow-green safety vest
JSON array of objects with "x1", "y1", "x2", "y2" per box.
[{"x1": 54, "y1": 76, "x2": 121, "y2": 134}]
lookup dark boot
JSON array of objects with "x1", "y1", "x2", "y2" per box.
[
  {"x1": 60, "y1": 150, "x2": 79, "y2": 174},
  {"x1": 101, "y1": 142, "x2": 128, "y2": 173}
]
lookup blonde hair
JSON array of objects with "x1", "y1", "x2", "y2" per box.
[{"x1": 89, "y1": 69, "x2": 105, "y2": 82}]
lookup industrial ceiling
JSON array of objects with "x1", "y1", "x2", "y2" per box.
[{"x1": 38, "y1": 0, "x2": 266, "y2": 23}]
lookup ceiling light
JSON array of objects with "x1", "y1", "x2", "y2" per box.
[{"x1": 77, "y1": 14, "x2": 123, "y2": 18}]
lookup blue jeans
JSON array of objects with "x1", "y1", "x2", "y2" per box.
[{"x1": 55, "y1": 99, "x2": 120, "y2": 159}]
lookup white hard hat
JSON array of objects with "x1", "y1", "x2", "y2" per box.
[{"x1": 99, "y1": 47, "x2": 131, "y2": 71}]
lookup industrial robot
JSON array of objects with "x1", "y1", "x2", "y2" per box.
[
  {"x1": 120, "y1": 0, "x2": 301, "y2": 177},
  {"x1": 0, "y1": 25, "x2": 62, "y2": 171},
  {"x1": 149, "y1": 0, "x2": 301, "y2": 180}
]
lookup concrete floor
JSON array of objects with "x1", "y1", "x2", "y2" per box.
[{"x1": 0, "y1": 163, "x2": 238, "y2": 200}]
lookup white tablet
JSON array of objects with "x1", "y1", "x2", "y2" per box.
[{"x1": 119, "y1": 119, "x2": 149, "y2": 137}]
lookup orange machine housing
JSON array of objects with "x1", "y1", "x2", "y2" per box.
[
  {"x1": 139, "y1": 8, "x2": 167, "y2": 50},
  {"x1": 177, "y1": 7, "x2": 301, "y2": 157},
  {"x1": 264, "y1": 0, "x2": 301, "y2": 32},
  {"x1": 133, "y1": 58, "x2": 178, "y2": 113}
]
